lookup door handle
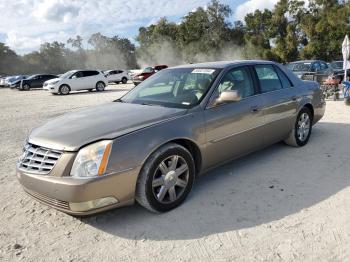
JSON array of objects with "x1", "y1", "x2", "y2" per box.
[{"x1": 251, "y1": 106, "x2": 260, "y2": 113}]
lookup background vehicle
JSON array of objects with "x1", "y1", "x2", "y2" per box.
[
  {"x1": 15, "y1": 74, "x2": 58, "y2": 90},
  {"x1": 329, "y1": 61, "x2": 350, "y2": 83},
  {"x1": 17, "y1": 61, "x2": 325, "y2": 215},
  {"x1": 104, "y1": 70, "x2": 129, "y2": 84},
  {"x1": 287, "y1": 60, "x2": 333, "y2": 84},
  {"x1": 43, "y1": 70, "x2": 107, "y2": 95},
  {"x1": 0, "y1": 76, "x2": 7, "y2": 87},
  {"x1": 6, "y1": 75, "x2": 28, "y2": 88},
  {"x1": 132, "y1": 65, "x2": 168, "y2": 85}
]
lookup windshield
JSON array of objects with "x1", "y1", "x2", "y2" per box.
[
  {"x1": 120, "y1": 68, "x2": 221, "y2": 108},
  {"x1": 26, "y1": 75, "x2": 38, "y2": 80},
  {"x1": 287, "y1": 62, "x2": 312, "y2": 72},
  {"x1": 60, "y1": 70, "x2": 76, "y2": 79},
  {"x1": 330, "y1": 61, "x2": 343, "y2": 70}
]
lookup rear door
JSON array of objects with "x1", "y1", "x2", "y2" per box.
[
  {"x1": 253, "y1": 64, "x2": 298, "y2": 145},
  {"x1": 203, "y1": 66, "x2": 266, "y2": 168},
  {"x1": 82, "y1": 70, "x2": 99, "y2": 89}
]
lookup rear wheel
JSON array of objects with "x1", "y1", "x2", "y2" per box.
[
  {"x1": 59, "y1": 84, "x2": 70, "y2": 95},
  {"x1": 135, "y1": 143, "x2": 195, "y2": 213},
  {"x1": 284, "y1": 107, "x2": 313, "y2": 147},
  {"x1": 23, "y1": 84, "x2": 30, "y2": 91},
  {"x1": 96, "y1": 81, "x2": 105, "y2": 91},
  {"x1": 122, "y1": 77, "x2": 128, "y2": 84}
]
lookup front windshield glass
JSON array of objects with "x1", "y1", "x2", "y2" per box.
[
  {"x1": 60, "y1": 70, "x2": 75, "y2": 79},
  {"x1": 120, "y1": 68, "x2": 221, "y2": 108},
  {"x1": 287, "y1": 62, "x2": 312, "y2": 72},
  {"x1": 26, "y1": 75, "x2": 37, "y2": 80},
  {"x1": 330, "y1": 61, "x2": 343, "y2": 70}
]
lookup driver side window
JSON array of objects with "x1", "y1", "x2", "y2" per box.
[{"x1": 217, "y1": 67, "x2": 254, "y2": 99}]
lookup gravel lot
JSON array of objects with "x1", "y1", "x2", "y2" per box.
[{"x1": 1, "y1": 85, "x2": 350, "y2": 261}]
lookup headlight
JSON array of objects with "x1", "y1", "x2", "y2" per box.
[
  {"x1": 71, "y1": 140, "x2": 113, "y2": 178},
  {"x1": 50, "y1": 80, "x2": 60, "y2": 85}
]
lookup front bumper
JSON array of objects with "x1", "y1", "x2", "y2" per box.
[{"x1": 17, "y1": 166, "x2": 140, "y2": 215}]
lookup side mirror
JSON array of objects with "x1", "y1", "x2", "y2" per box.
[
  {"x1": 71, "y1": 75, "x2": 77, "y2": 79},
  {"x1": 214, "y1": 90, "x2": 241, "y2": 106}
]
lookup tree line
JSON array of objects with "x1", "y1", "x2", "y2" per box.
[{"x1": 0, "y1": 0, "x2": 349, "y2": 75}]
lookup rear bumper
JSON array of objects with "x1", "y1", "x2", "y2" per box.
[
  {"x1": 313, "y1": 101, "x2": 326, "y2": 124},
  {"x1": 17, "y1": 167, "x2": 140, "y2": 215}
]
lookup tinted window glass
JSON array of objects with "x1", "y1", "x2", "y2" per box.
[
  {"x1": 217, "y1": 67, "x2": 254, "y2": 98},
  {"x1": 312, "y1": 62, "x2": 321, "y2": 72},
  {"x1": 87, "y1": 71, "x2": 99, "y2": 77},
  {"x1": 275, "y1": 66, "x2": 293, "y2": 89},
  {"x1": 320, "y1": 62, "x2": 328, "y2": 70},
  {"x1": 255, "y1": 65, "x2": 282, "y2": 93}
]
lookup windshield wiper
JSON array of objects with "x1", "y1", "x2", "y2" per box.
[
  {"x1": 140, "y1": 102, "x2": 164, "y2": 107},
  {"x1": 114, "y1": 98, "x2": 126, "y2": 103}
]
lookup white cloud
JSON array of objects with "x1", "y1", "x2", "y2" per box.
[
  {"x1": 0, "y1": 0, "x2": 210, "y2": 54},
  {"x1": 234, "y1": 0, "x2": 278, "y2": 21}
]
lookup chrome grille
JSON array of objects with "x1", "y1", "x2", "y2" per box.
[{"x1": 18, "y1": 143, "x2": 62, "y2": 174}]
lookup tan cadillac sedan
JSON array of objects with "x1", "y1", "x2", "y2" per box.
[{"x1": 16, "y1": 61, "x2": 326, "y2": 215}]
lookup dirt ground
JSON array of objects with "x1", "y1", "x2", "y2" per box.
[{"x1": 0, "y1": 85, "x2": 350, "y2": 261}]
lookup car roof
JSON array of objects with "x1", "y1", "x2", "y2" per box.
[
  {"x1": 289, "y1": 60, "x2": 327, "y2": 64},
  {"x1": 172, "y1": 60, "x2": 279, "y2": 69}
]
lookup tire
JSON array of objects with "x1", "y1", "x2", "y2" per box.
[
  {"x1": 23, "y1": 84, "x2": 30, "y2": 91},
  {"x1": 135, "y1": 143, "x2": 195, "y2": 213},
  {"x1": 96, "y1": 81, "x2": 105, "y2": 91},
  {"x1": 59, "y1": 84, "x2": 70, "y2": 95},
  {"x1": 284, "y1": 107, "x2": 313, "y2": 147},
  {"x1": 122, "y1": 77, "x2": 128, "y2": 84}
]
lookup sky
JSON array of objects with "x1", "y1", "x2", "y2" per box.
[{"x1": 0, "y1": 0, "x2": 278, "y2": 54}]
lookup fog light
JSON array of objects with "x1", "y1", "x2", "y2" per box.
[{"x1": 69, "y1": 197, "x2": 118, "y2": 212}]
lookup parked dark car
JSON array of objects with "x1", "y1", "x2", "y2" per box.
[
  {"x1": 17, "y1": 74, "x2": 58, "y2": 90},
  {"x1": 8, "y1": 75, "x2": 28, "y2": 88},
  {"x1": 329, "y1": 61, "x2": 350, "y2": 82},
  {"x1": 132, "y1": 65, "x2": 168, "y2": 85},
  {"x1": 286, "y1": 60, "x2": 333, "y2": 84}
]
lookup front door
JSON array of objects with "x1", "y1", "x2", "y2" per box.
[{"x1": 203, "y1": 66, "x2": 266, "y2": 169}]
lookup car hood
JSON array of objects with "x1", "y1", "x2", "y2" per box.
[
  {"x1": 45, "y1": 78, "x2": 61, "y2": 84},
  {"x1": 29, "y1": 102, "x2": 186, "y2": 151}
]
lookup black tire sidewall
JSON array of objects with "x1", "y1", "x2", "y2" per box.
[
  {"x1": 59, "y1": 85, "x2": 70, "y2": 95},
  {"x1": 23, "y1": 84, "x2": 30, "y2": 90},
  {"x1": 96, "y1": 82, "x2": 105, "y2": 91},
  {"x1": 294, "y1": 108, "x2": 313, "y2": 147},
  {"x1": 144, "y1": 146, "x2": 195, "y2": 212},
  {"x1": 122, "y1": 78, "x2": 127, "y2": 84}
]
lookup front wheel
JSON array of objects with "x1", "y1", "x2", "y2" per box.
[
  {"x1": 284, "y1": 107, "x2": 313, "y2": 147},
  {"x1": 22, "y1": 84, "x2": 30, "y2": 91},
  {"x1": 59, "y1": 84, "x2": 70, "y2": 95},
  {"x1": 135, "y1": 143, "x2": 195, "y2": 213},
  {"x1": 96, "y1": 81, "x2": 105, "y2": 91},
  {"x1": 122, "y1": 77, "x2": 128, "y2": 84}
]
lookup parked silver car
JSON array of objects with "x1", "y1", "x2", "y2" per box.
[{"x1": 17, "y1": 61, "x2": 326, "y2": 215}]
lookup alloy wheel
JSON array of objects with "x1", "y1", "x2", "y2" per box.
[
  {"x1": 152, "y1": 155, "x2": 189, "y2": 204},
  {"x1": 297, "y1": 112, "x2": 311, "y2": 142},
  {"x1": 97, "y1": 82, "x2": 105, "y2": 91}
]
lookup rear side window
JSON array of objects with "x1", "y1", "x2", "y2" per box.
[
  {"x1": 254, "y1": 65, "x2": 282, "y2": 93},
  {"x1": 83, "y1": 71, "x2": 99, "y2": 77},
  {"x1": 275, "y1": 66, "x2": 293, "y2": 89}
]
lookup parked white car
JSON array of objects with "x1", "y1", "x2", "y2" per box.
[
  {"x1": 43, "y1": 70, "x2": 108, "y2": 95},
  {"x1": 104, "y1": 69, "x2": 130, "y2": 84}
]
